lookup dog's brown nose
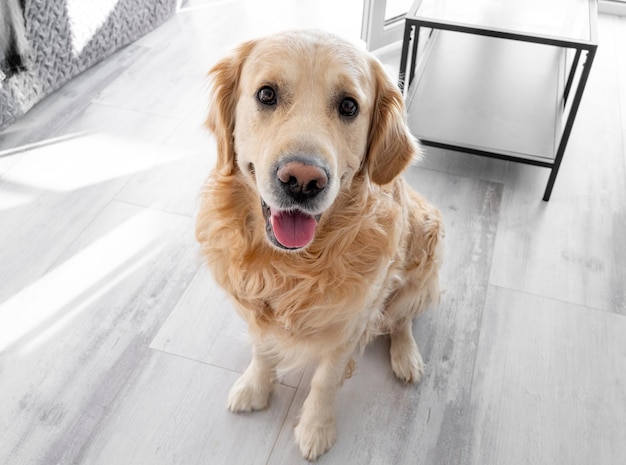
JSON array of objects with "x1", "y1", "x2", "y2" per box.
[{"x1": 277, "y1": 160, "x2": 328, "y2": 200}]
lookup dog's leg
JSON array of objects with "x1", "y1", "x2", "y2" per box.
[
  {"x1": 228, "y1": 341, "x2": 277, "y2": 412},
  {"x1": 389, "y1": 318, "x2": 424, "y2": 384},
  {"x1": 386, "y1": 266, "x2": 440, "y2": 384},
  {"x1": 295, "y1": 344, "x2": 355, "y2": 461}
]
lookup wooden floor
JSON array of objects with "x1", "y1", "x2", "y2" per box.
[{"x1": 1, "y1": 2, "x2": 625, "y2": 464}]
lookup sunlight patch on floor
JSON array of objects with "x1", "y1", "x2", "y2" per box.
[
  {"x1": 0, "y1": 208, "x2": 173, "y2": 354},
  {"x1": 0, "y1": 132, "x2": 190, "y2": 202}
]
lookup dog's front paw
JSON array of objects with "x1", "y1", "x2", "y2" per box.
[
  {"x1": 390, "y1": 339, "x2": 424, "y2": 384},
  {"x1": 227, "y1": 373, "x2": 272, "y2": 412},
  {"x1": 294, "y1": 415, "x2": 337, "y2": 461}
]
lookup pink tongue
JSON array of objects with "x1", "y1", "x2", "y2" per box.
[{"x1": 270, "y1": 209, "x2": 318, "y2": 248}]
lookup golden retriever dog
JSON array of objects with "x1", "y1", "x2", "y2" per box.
[{"x1": 196, "y1": 30, "x2": 443, "y2": 461}]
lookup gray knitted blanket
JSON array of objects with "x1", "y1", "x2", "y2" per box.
[{"x1": 0, "y1": 0, "x2": 177, "y2": 131}]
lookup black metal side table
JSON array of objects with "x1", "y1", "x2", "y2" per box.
[{"x1": 399, "y1": 0, "x2": 598, "y2": 200}]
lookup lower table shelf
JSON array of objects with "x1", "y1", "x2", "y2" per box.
[{"x1": 406, "y1": 29, "x2": 567, "y2": 165}]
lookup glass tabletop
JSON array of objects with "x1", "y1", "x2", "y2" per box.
[{"x1": 410, "y1": 0, "x2": 595, "y2": 43}]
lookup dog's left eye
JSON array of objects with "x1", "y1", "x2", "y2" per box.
[
  {"x1": 338, "y1": 97, "x2": 359, "y2": 118},
  {"x1": 257, "y1": 86, "x2": 277, "y2": 106}
]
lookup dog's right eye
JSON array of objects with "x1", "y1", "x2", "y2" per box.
[{"x1": 257, "y1": 86, "x2": 277, "y2": 106}]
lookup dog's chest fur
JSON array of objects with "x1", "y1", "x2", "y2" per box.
[{"x1": 197, "y1": 173, "x2": 410, "y2": 345}]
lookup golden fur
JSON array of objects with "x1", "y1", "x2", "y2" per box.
[{"x1": 195, "y1": 30, "x2": 443, "y2": 461}]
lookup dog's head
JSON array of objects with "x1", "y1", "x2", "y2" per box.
[{"x1": 206, "y1": 30, "x2": 417, "y2": 251}]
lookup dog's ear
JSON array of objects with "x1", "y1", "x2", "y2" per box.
[
  {"x1": 364, "y1": 58, "x2": 419, "y2": 185},
  {"x1": 206, "y1": 40, "x2": 257, "y2": 174}
]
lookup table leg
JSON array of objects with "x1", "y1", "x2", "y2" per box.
[
  {"x1": 564, "y1": 48, "x2": 582, "y2": 106},
  {"x1": 408, "y1": 25, "x2": 421, "y2": 88},
  {"x1": 543, "y1": 46, "x2": 597, "y2": 201},
  {"x1": 398, "y1": 21, "x2": 413, "y2": 92}
]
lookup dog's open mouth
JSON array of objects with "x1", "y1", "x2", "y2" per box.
[{"x1": 261, "y1": 199, "x2": 320, "y2": 250}]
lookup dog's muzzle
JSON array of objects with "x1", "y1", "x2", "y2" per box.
[{"x1": 261, "y1": 156, "x2": 329, "y2": 250}]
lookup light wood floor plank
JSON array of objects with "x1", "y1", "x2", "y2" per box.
[
  {"x1": 467, "y1": 287, "x2": 626, "y2": 465},
  {"x1": 150, "y1": 266, "x2": 249, "y2": 372},
  {"x1": 60, "y1": 102, "x2": 182, "y2": 144},
  {"x1": 75, "y1": 351, "x2": 296, "y2": 465},
  {"x1": 114, "y1": 149, "x2": 213, "y2": 217}
]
